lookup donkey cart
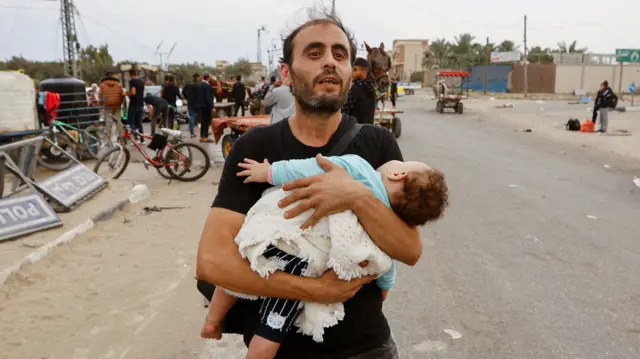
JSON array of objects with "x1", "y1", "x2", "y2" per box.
[
  {"x1": 374, "y1": 109, "x2": 403, "y2": 138},
  {"x1": 434, "y1": 71, "x2": 470, "y2": 115},
  {"x1": 212, "y1": 115, "x2": 270, "y2": 160}
]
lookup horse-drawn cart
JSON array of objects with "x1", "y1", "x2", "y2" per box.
[
  {"x1": 212, "y1": 115, "x2": 270, "y2": 159},
  {"x1": 375, "y1": 109, "x2": 403, "y2": 138},
  {"x1": 434, "y1": 71, "x2": 470, "y2": 114}
]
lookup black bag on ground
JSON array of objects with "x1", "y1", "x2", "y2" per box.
[{"x1": 566, "y1": 118, "x2": 581, "y2": 131}]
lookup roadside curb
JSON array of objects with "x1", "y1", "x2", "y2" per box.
[{"x1": 0, "y1": 184, "x2": 151, "y2": 285}]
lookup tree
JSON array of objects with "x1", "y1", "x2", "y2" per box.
[
  {"x1": 423, "y1": 38, "x2": 453, "y2": 69},
  {"x1": 556, "y1": 41, "x2": 588, "y2": 54},
  {"x1": 410, "y1": 71, "x2": 424, "y2": 82},
  {"x1": 528, "y1": 46, "x2": 554, "y2": 64},
  {"x1": 224, "y1": 58, "x2": 253, "y2": 78},
  {"x1": 79, "y1": 44, "x2": 115, "y2": 83},
  {"x1": 497, "y1": 40, "x2": 519, "y2": 52}
]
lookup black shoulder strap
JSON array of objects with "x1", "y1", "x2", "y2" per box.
[{"x1": 326, "y1": 123, "x2": 363, "y2": 157}]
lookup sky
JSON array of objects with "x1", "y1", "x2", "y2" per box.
[{"x1": 0, "y1": 0, "x2": 638, "y2": 69}]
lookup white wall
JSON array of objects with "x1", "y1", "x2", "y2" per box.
[{"x1": 555, "y1": 64, "x2": 640, "y2": 94}]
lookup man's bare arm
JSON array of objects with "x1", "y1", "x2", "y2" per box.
[
  {"x1": 196, "y1": 207, "x2": 373, "y2": 303},
  {"x1": 351, "y1": 185, "x2": 422, "y2": 266}
]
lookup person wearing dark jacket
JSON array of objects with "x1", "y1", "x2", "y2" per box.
[
  {"x1": 160, "y1": 75, "x2": 183, "y2": 131},
  {"x1": 231, "y1": 75, "x2": 246, "y2": 117},
  {"x1": 596, "y1": 80, "x2": 615, "y2": 133},
  {"x1": 182, "y1": 73, "x2": 200, "y2": 138},
  {"x1": 197, "y1": 73, "x2": 214, "y2": 142},
  {"x1": 390, "y1": 77, "x2": 398, "y2": 110},
  {"x1": 342, "y1": 57, "x2": 377, "y2": 124}
]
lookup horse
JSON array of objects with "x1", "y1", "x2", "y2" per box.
[{"x1": 364, "y1": 42, "x2": 392, "y2": 109}]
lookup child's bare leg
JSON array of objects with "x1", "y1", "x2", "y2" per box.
[
  {"x1": 245, "y1": 336, "x2": 280, "y2": 359},
  {"x1": 381, "y1": 289, "x2": 389, "y2": 301},
  {"x1": 201, "y1": 288, "x2": 238, "y2": 339}
]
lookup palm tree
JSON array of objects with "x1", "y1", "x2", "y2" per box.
[
  {"x1": 497, "y1": 40, "x2": 519, "y2": 52},
  {"x1": 422, "y1": 38, "x2": 452, "y2": 69},
  {"x1": 528, "y1": 46, "x2": 554, "y2": 64},
  {"x1": 556, "y1": 40, "x2": 588, "y2": 53}
]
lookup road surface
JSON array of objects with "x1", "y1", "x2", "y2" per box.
[{"x1": 1, "y1": 93, "x2": 639, "y2": 359}]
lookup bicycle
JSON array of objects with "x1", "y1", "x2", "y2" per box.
[
  {"x1": 93, "y1": 114, "x2": 210, "y2": 181},
  {"x1": 37, "y1": 119, "x2": 109, "y2": 171}
]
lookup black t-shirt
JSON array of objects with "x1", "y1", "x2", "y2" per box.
[
  {"x1": 342, "y1": 80, "x2": 376, "y2": 125},
  {"x1": 210, "y1": 115, "x2": 403, "y2": 359},
  {"x1": 128, "y1": 78, "x2": 145, "y2": 107},
  {"x1": 161, "y1": 83, "x2": 181, "y2": 105}
]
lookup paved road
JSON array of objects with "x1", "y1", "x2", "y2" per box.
[{"x1": 3, "y1": 93, "x2": 639, "y2": 358}]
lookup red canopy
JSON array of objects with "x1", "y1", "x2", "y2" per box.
[{"x1": 437, "y1": 71, "x2": 470, "y2": 77}]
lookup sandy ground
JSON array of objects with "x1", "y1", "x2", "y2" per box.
[{"x1": 1, "y1": 95, "x2": 640, "y2": 358}]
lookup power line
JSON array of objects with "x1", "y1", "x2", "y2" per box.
[{"x1": 0, "y1": 4, "x2": 57, "y2": 11}]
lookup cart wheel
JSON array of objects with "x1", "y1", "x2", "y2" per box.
[
  {"x1": 457, "y1": 103, "x2": 464, "y2": 114},
  {"x1": 221, "y1": 134, "x2": 238, "y2": 160},
  {"x1": 392, "y1": 117, "x2": 402, "y2": 138},
  {"x1": 436, "y1": 101, "x2": 444, "y2": 114}
]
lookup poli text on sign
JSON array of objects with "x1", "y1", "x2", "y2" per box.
[
  {"x1": 0, "y1": 193, "x2": 62, "y2": 242},
  {"x1": 616, "y1": 49, "x2": 640, "y2": 63}
]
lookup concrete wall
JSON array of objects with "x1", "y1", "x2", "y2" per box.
[{"x1": 555, "y1": 64, "x2": 640, "y2": 94}]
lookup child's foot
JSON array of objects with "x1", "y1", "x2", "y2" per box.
[{"x1": 200, "y1": 317, "x2": 222, "y2": 340}]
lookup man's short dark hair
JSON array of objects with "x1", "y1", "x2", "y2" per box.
[
  {"x1": 603, "y1": 80, "x2": 609, "y2": 87},
  {"x1": 236, "y1": 75, "x2": 242, "y2": 81},
  {"x1": 193, "y1": 73, "x2": 200, "y2": 79},
  {"x1": 203, "y1": 73, "x2": 211, "y2": 80},
  {"x1": 353, "y1": 57, "x2": 369, "y2": 70},
  {"x1": 129, "y1": 68, "x2": 137, "y2": 76},
  {"x1": 392, "y1": 169, "x2": 449, "y2": 226},
  {"x1": 280, "y1": 10, "x2": 357, "y2": 67},
  {"x1": 270, "y1": 75, "x2": 277, "y2": 83}
]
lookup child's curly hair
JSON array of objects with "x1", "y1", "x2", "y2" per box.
[{"x1": 392, "y1": 169, "x2": 449, "y2": 226}]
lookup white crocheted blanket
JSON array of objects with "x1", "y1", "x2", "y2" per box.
[{"x1": 225, "y1": 187, "x2": 392, "y2": 343}]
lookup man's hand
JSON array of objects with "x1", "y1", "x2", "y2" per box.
[
  {"x1": 279, "y1": 154, "x2": 368, "y2": 229},
  {"x1": 309, "y1": 268, "x2": 375, "y2": 304},
  {"x1": 237, "y1": 158, "x2": 270, "y2": 183}
]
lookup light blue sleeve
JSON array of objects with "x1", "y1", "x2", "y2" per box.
[
  {"x1": 271, "y1": 156, "x2": 347, "y2": 185},
  {"x1": 376, "y1": 260, "x2": 396, "y2": 290}
]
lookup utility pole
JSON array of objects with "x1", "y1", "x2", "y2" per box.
[
  {"x1": 60, "y1": 0, "x2": 81, "y2": 79},
  {"x1": 523, "y1": 14, "x2": 528, "y2": 98},
  {"x1": 484, "y1": 37, "x2": 489, "y2": 94},
  {"x1": 257, "y1": 26, "x2": 267, "y2": 64},
  {"x1": 331, "y1": 0, "x2": 336, "y2": 16}
]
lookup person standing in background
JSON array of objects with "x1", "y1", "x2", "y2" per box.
[
  {"x1": 263, "y1": 79, "x2": 294, "y2": 124},
  {"x1": 232, "y1": 74, "x2": 246, "y2": 117},
  {"x1": 182, "y1": 73, "x2": 200, "y2": 138},
  {"x1": 197, "y1": 73, "x2": 214, "y2": 142},
  {"x1": 161, "y1": 75, "x2": 183, "y2": 130},
  {"x1": 98, "y1": 71, "x2": 126, "y2": 143},
  {"x1": 390, "y1": 77, "x2": 398, "y2": 110},
  {"x1": 341, "y1": 57, "x2": 376, "y2": 124},
  {"x1": 127, "y1": 68, "x2": 146, "y2": 143}
]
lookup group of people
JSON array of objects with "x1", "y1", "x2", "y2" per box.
[{"x1": 196, "y1": 13, "x2": 449, "y2": 359}]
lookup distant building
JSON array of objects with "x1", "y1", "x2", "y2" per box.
[
  {"x1": 392, "y1": 39, "x2": 429, "y2": 81},
  {"x1": 247, "y1": 62, "x2": 267, "y2": 83},
  {"x1": 216, "y1": 60, "x2": 230, "y2": 69}
]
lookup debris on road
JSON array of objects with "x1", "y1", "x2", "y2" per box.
[
  {"x1": 514, "y1": 128, "x2": 533, "y2": 133},
  {"x1": 496, "y1": 104, "x2": 516, "y2": 108},
  {"x1": 604, "y1": 164, "x2": 611, "y2": 169},
  {"x1": 141, "y1": 205, "x2": 186, "y2": 215},
  {"x1": 508, "y1": 184, "x2": 519, "y2": 188},
  {"x1": 443, "y1": 329, "x2": 462, "y2": 339},
  {"x1": 586, "y1": 215, "x2": 598, "y2": 220},
  {"x1": 633, "y1": 178, "x2": 640, "y2": 188},
  {"x1": 525, "y1": 235, "x2": 543, "y2": 244}
]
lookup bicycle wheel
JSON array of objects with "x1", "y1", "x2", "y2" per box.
[
  {"x1": 93, "y1": 146, "x2": 130, "y2": 180},
  {"x1": 165, "y1": 142, "x2": 210, "y2": 182},
  {"x1": 84, "y1": 125, "x2": 110, "y2": 157},
  {"x1": 37, "y1": 131, "x2": 77, "y2": 171}
]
